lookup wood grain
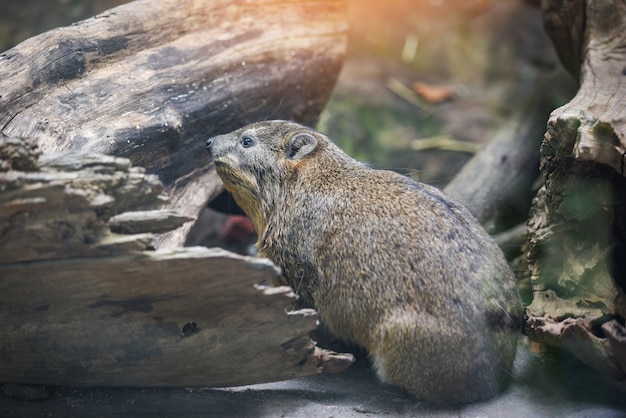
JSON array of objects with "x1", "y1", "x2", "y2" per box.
[
  {"x1": 0, "y1": 0, "x2": 348, "y2": 248},
  {"x1": 525, "y1": 0, "x2": 626, "y2": 387},
  {"x1": 0, "y1": 137, "x2": 354, "y2": 387}
]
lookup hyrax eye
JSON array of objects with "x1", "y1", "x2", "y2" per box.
[{"x1": 240, "y1": 135, "x2": 257, "y2": 148}]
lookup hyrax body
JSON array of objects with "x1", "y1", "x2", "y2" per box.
[{"x1": 206, "y1": 120, "x2": 522, "y2": 405}]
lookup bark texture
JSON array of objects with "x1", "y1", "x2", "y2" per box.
[
  {"x1": 0, "y1": 136, "x2": 354, "y2": 388},
  {"x1": 525, "y1": 0, "x2": 626, "y2": 386},
  {"x1": 0, "y1": 0, "x2": 348, "y2": 248}
]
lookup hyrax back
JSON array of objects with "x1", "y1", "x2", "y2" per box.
[{"x1": 206, "y1": 120, "x2": 522, "y2": 405}]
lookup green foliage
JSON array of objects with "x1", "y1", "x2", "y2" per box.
[{"x1": 318, "y1": 97, "x2": 441, "y2": 168}]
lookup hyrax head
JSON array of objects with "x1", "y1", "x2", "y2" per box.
[{"x1": 206, "y1": 120, "x2": 324, "y2": 231}]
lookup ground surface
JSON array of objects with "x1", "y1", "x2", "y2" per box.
[{"x1": 2, "y1": 344, "x2": 626, "y2": 417}]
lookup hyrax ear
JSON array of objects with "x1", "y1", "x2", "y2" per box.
[{"x1": 285, "y1": 133, "x2": 318, "y2": 160}]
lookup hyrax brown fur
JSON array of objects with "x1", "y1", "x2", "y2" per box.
[{"x1": 206, "y1": 120, "x2": 522, "y2": 405}]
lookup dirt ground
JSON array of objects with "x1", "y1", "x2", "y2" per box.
[{"x1": 2, "y1": 344, "x2": 626, "y2": 417}]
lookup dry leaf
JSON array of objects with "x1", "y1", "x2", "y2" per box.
[{"x1": 412, "y1": 82, "x2": 456, "y2": 103}]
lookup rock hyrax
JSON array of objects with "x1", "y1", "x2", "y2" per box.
[{"x1": 206, "y1": 120, "x2": 522, "y2": 405}]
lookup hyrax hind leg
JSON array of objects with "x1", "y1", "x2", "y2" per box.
[{"x1": 368, "y1": 310, "x2": 501, "y2": 405}]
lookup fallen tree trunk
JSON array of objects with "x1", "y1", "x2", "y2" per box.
[
  {"x1": 443, "y1": 68, "x2": 576, "y2": 235},
  {"x1": 0, "y1": 136, "x2": 354, "y2": 388},
  {"x1": 525, "y1": 0, "x2": 626, "y2": 387},
  {"x1": 0, "y1": 0, "x2": 347, "y2": 248}
]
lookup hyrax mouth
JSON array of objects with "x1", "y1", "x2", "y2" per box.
[
  {"x1": 213, "y1": 158, "x2": 256, "y2": 194},
  {"x1": 211, "y1": 154, "x2": 238, "y2": 171}
]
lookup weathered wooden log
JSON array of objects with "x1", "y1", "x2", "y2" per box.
[
  {"x1": 525, "y1": 0, "x2": 626, "y2": 387},
  {"x1": 0, "y1": 249, "x2": 354, "y2": 387},
  {"x1": 108, "y1": 210, "x2": 194, "y2": 234},
  {"x1": 540, "y1": 0, "x2": 585, "y2": 80},
  {"x1": 0, "y1": 0, "x2": 348, "y2": 248},
  {"x1": 0, "y1": 150, "x2": 166, "y2": 264},
  {"x1": 0, "y1": 137, "x2": 354, "y2": 388}
]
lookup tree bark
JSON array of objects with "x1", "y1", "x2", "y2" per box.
[
  {"x1": 525, "y1": 0, "x2": 626, "y2": 386},
  {"x1": 0, "y1": 0, "x2": 347, "y2": 248}
]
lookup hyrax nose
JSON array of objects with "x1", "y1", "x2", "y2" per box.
[{"x1": 205, "y1": 137, "x2": 215, "y2": 153}]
